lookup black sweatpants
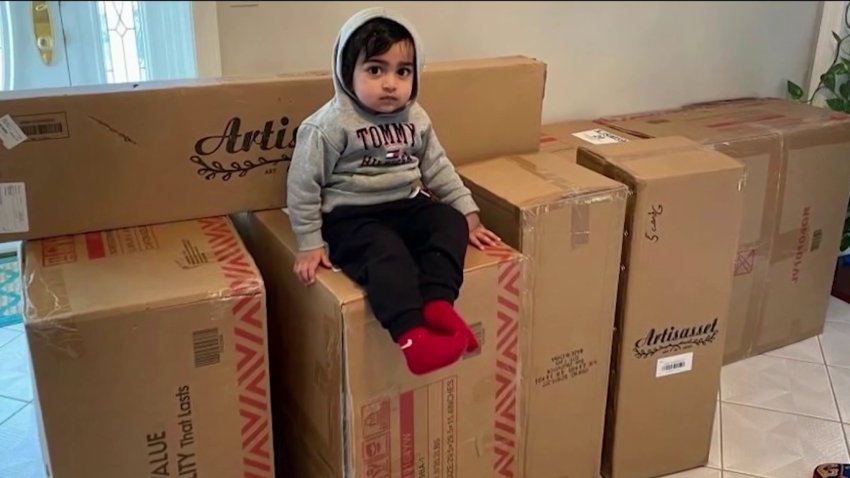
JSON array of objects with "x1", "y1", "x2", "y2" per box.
[{"x1": 322, "y1": 193, "x2": 469, "y2": 341}]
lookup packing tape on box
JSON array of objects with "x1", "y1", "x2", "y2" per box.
[
  {"x1": 24, "y1": 266, "x2": 85, "y2": 359},
  {"x1": 581, "y1": 141, "x2": 701, "y2": 162},
  {"x1": 578, "y1": 141, "x2": 750, "y2": 197},
  {"x1": 508, "y1": 155, "x2": 592, "y2": 249}
]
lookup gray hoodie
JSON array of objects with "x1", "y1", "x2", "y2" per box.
[{"x1": 286, "y1": 8, "x2": 479, "y2": 252}]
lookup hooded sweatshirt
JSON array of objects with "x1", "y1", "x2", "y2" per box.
[{"x1": 286, "y1": 8, "x2": 480, "y2": 252}]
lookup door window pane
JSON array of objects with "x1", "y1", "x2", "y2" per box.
[{"x1": 96, "y1": 1, "x2": 147, "y2": 83}]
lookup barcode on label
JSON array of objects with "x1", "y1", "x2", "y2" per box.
[
  {"x1": 656, "y1": 352, "x2": 693, "y2": 378},
  {"x1": 193, "y1": 328, "x2": 222, "y2": 368},
  {"x1": 662, "y1": 361, "x2": 686, "y2": 372},
  {"x1": 15, "y1": 113, "x2": 69, "y2": 141},
  {"x1": 20, "y1": 122, "x2": 63, "y2": 136}
]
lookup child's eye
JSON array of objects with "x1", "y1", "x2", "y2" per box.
[
  {"x1": 367, "y1": 66, "x2": 382, "y2": 75},
  {"x1": 398, "y1": 67, "x2": 412, "y2": 77}
]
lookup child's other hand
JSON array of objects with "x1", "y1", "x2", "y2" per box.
[
  {"x1": 294, "y1": 248, "x2": 332, "y2": 286},
  {"x1": 466, "y1": 213, "x2": 502, "y2": 250}
]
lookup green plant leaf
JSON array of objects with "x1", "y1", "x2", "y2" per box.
[
  {"x1": 787, "y1": 80, "x2": 804, "y2": 100},
  {"x1": 824, "y1": 73, "x2": 837, "y2": 92},
  {"x1": 827, "y1": 62, "x2": 848, "y2": 76},
  {"x1": 826, "y1": 97, "x2": 846, "y2": 111},
  {"x1": 842, "y1": 81, "x2": 850, "y2": 100}
]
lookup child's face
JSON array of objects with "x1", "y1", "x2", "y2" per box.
[{"x1": 352, "y1": 40, "x2": 415, "y2": 113}]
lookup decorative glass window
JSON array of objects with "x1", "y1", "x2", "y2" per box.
[{"x1": 96, "y1": 1, "x2": 148, "y2": 84}]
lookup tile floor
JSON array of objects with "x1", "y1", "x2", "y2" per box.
[
  {"x1": 662, "y1": 296, "x2": 850, "y2": 478},
  {"x1": 0, "y1": 297, "x2": 849, "y2": 477}
]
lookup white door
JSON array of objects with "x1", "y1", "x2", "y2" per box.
[
  {"x1": 1, "y1": 1, "x2": 69, "y2": 90},
  {"x1": 0, "y1": 0, "x2": 197, "y2": 93}
]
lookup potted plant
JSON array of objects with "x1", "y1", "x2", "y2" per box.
[{"x1": 787, "y1": 2, "x2": 850, "y2": 113}]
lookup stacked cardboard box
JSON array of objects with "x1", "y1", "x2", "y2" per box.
[
  {"x1": 0, "y1": 56, "x2": 546, "y2": 241},
  {"x1": 8, "y1": 55, "x2": 548, "y2": 478},
  {"x1": 15, "y1": 34, "x2": 844, "y2": 476},
  {"x1": 458, "y1": 151, "x2": 628, "y2": 478},
  {"x1": 242, "y1": 210, "x2": 525, "y2": 478},
  {"x1": 598, "y1": 98, "x2": 850, "y2": 363},
  {"x1": 23, "y1": 217, "x2": 274, "y2": 477},
  {"x1": 577, "y1": 137, "x2": 745, "y2": 478},
  {"x1": 454, "y1": 134, "x2": 747, "y2": 478}
]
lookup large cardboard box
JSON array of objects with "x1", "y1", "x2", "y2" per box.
[
  {"x1": 458, "y1": 152, "x2": 628, "y2": 478},
  {"x1": 599, "y1": 98, "x2": 850, "y2": 362},
  {"x1": 242, "y1": 209, "x2": 524, "y2": 478},
  {"x1": 540, "y1": 120, "x2": 642, "y2": 153},
  {"x1": 23, "y1": 217, "x2": 274, "y2": 477},
  {"x1": 577, "y1": 137, "x2": 745, "y2": 478},
  {"x1": 0, "y1": 56, "x2": 546, "y2": 241}
]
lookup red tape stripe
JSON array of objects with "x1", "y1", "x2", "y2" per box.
[
  {"x1": 483, "y1": 246, "x2": 520, "y2": 478},
  {"x1": 198, "y1": 217, "x2": 272, "y2": 477}
]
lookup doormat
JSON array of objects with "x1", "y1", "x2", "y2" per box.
[{"x1": 0, "y1": 253, "x2": 22, "y2": 329}]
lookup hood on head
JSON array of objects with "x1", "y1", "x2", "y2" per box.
[{"x1": 332, "y1": 8, "x2": 424, "y2": 114}]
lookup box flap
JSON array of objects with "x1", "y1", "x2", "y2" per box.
[
  {"x1": 252, "y1": 209, "x2": 520, "y2": 307},
  {"x1": 459, "y1": 152, "x2": 627, "y2": 209},
  {"x1": 682, "y1": 97, "x2": 850, "y2": 130},
  {"x1": 252, "y1": 209, "x2": 363, "y2": 305},
  {"x1": 24, "y1": 217, "x2": 261, "y2": 323},
  {"x1": 541, "y1": 120, "x2": 639, "y2": 149},
  {"x1": 577, "y1": 136, "x2": 745, "y2": 182},
  {"x1": 598, "y1": 97, "x2": 850, "y2": 145}
]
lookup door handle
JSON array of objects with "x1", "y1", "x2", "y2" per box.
[{"x1": 32, "y1": 1, "x2": 53, "y2": 65}]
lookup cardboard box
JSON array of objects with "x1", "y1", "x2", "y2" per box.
[
  {"x1": 539, "y1": 120, "x2": 642, "y2": 154},
  {"x1": 599, "y1": 98, "x2": 850, "y2": 362},
  {"x1": 0, "y1": 56, "x2": 546, "y2": 241},
  {"x1": 577, "y1": 137, "x2": 745, "y2": 478},
  {"x1": 458, "y1": 152, "x2": 628, "y2": 478},
  {"x1": 23, "y1": 217, "x2": 274, "y2": 477},
  {"x1": 241, "y1": 209, "x2": 524, "y2": 478}
]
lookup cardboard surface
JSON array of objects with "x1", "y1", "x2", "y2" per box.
[
  {"x1": 577, "y1": 137, "x2": 745, "y2": 478},
  {"x1": 540, "y1": 120, "x2": 642, "y2": 154},
  {"x1": 599, "y1": 98, "x2": 850, "y2": 362},
  {"x1": 0, "y1": 56, "x2": 546, "y2": 241},
  {"x1": 459, "y1": 151, "x2": 628, "y2": 478},
  {"x1": 242, "y1": 209, "x2": 524, "y2": 478},
  {"x1": 23, "y1": 217, "x2": 274, "y2": 478}
]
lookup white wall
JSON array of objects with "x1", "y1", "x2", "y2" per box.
[
  {"x1": 807, "y1": 1, "x2": 848, "y2": 106},
  {"x1": 213, "y1": 1, "x2": 821, "y2": 123},
  {"x1": 192, "y1": 2, "x2": 223, "y2": 77}
]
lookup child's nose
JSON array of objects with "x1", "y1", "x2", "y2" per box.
[{"x1": 382, "y1": 79, "x2": 397, "y2": 91}]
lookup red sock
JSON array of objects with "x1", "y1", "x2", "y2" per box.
[
  {"x1": 397, "y1": 326, "x2": 467, "y2": 376},
  {"x1": 423, "y1": 300, "x2": 480, "y2": 353}
]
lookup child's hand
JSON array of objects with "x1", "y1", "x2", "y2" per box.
[
  {"x1": 466, "y1": 213, "x2": 502, "y2": 250},
  {"x1": 294, "y1": 248, "x2": 332, "y2": 286}
]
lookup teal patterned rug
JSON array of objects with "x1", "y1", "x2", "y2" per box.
[{"x1": 0, "y1": 253, "x2": 22, "y2": 328}]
